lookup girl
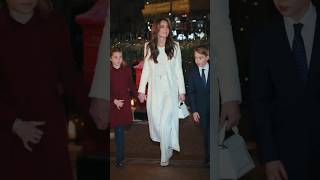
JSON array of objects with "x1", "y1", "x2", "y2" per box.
[
  {"x1": 110, "y1": 47, "x2": 137, "y2": 167},
  {"x1": 0, "y1": 0, "x2": 94, "y2": 179}
]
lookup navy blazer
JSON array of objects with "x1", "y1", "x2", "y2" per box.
[
  {"x1": 187, "y1": 66, "x2": 210, "y2": 128},
  {"x1": 249, "y1": 11, "x2": 320, "y2": 164}
]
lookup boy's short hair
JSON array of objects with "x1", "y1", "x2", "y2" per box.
[{"x1": 194, "y1": 45, "x2": 209, "y2": 56}]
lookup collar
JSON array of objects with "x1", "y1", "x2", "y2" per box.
[
  {"x1": 284, "y1": 2, "x2": 316, "y2": 27},
  {"x1": 198, "y1": 63, "x2": 209, "y2": 71}
]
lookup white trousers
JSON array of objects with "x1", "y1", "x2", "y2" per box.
[{"x1": 156, "y1": 75, "x2": 174, "y2": 163}]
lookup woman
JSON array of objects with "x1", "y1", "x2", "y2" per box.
[
  {"x1": 0, "y1": 0, "x2": 92, "y2": 179},
  {"x1": 138, "y1": 17, "x2": 186, "y2": 166}
]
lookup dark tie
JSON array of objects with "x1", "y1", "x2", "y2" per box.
[
  {"x1": 201, "y1": 68, "x2": 206, "y2": 86},
  {"x1": 292, "y1": 23, "x2": 308, "y2": 82}
]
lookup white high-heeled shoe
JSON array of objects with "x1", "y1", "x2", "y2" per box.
[{"x1": 160, "y1": 161, "x2": 169, "y2": 167}]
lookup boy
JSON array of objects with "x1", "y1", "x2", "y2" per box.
[
  {"x1": 250, "y1": 0, "x2": 320, "y2": 179},
  {"x1": 187, "y1": 45, "x2": 241, "y2": 165}
]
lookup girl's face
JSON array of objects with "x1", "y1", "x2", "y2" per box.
[
  {"x1": 157, "y1": 20, "x2": 170, "y2": 39},
  {"x1": 110, "y1": 52, "x2": 123, "y2": 69},
  {"x1": 6, "y1": 0, "x2": 38, "y2": 15},
  {"x1": 194, "y1": 51, "x2": 209, "y2": 68}
]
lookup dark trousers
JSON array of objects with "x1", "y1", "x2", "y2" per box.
[
  {"x1": 307, "y1": 136, "x2": 320, "y2": 180},
  {"x1": 115, "y1": 125, "x2": 124, "y2": 163},
  {"x1": 278, "y1": 129, "x2": 320, "y2": 180},
  {"x1": 201, "y1": 117, "x2": 210, "y2": 162}
]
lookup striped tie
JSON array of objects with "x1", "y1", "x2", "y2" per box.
[
  {"x1": 292, "y1": 23, "x2": 308, "y2": 82},
  {"x1": 201, "y1": 68, "x2": 206, "y2": 86}
]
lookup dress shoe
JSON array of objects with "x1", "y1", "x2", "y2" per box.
[{"x1": 115, "y1": 162, "x2": 124, "y2": 167}]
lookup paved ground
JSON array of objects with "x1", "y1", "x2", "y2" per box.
[
  {"x1": 110, "y1": 118, "x2": 205, "y2": 161},
  {"x1": 110, "y1": 117, "x2": 210, "y2": 180},
  {"x1": 109, "y1": 115, "x2": 265, "y2": 180},
  {"x1": 110, "y1": 160, "x2": 210, "y2": 180}
]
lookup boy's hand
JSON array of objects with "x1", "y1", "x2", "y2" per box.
[
  {"x1": 265, "y1": 160, "x2": 288, "y2": 180},
  {"x1": 114, "y1": 99, "x2": 124, "y2": 110},
  {"x1": 179, "y1": 94, "x2": 185, "y2": 102},
  {"x1": 12, "y1": 119, "x2": 46, "y2": 152},
  {"x1": 138, "y1": 93, "x2": 147, "y2": 103},
  {"x1": 220, "y1": 101, "x2": 241, "y2": 130},
  {"x1": 192, "y1": 112, "x2": 200, "y2": 123}
]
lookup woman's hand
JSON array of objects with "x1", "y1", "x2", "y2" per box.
[
  {"x1": 179, "y1": 94, "x2": 185, "y2": 102},
  {"x1": 138, "y1": 93, "x2": 147, "y2": 103}
]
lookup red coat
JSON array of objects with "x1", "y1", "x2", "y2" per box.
[
  {"x1": 109, "y1": 65, "x2": 137, "y2": 128},
  {"x1": 0, "y1": 10, "x2": 91, "y2": 180}
]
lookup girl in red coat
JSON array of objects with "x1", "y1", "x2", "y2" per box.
[
  {"x1": 0, "y1": 0, "x2": 96, "y2": 179},
  {"x1": 110, "y1": 47, "x2": 137, "y2": 167}
]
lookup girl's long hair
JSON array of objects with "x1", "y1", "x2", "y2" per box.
[{"x1": 147, "y1": 17, "x2": 176, "y2": 63}]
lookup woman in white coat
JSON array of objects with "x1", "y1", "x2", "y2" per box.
[{"x1": 138, "y1": 17, "x2": 186, "y2": 166}]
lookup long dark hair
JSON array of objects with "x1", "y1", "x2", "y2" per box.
[{"x1": 147, "y1": 17, "x2": 176, "y2": 63}]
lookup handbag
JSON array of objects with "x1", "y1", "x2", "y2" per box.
[
  {"x1": 219, "y1": 123, "x2": 255, "y2": 179},
  {"x1": 178, "y1": 101, "x2": 190, "y2": 119}
]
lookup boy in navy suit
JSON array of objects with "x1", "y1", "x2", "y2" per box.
[
  {"x1": 250, "y1": 0, "x2": 320, "y2": 179},
  {"x1": 187, "y1": 45, "x2": 240, "y2": 165}
]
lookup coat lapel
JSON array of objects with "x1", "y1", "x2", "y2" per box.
[
  {"x1": 308, "y1": 12, "x2": 320, "y2": 81},
  {"x1": 275, "y1": 18, "x2": 303, "y2": 83},
  {"x1": 206, "y1": 66, "x2": 210, "y2": 90}
]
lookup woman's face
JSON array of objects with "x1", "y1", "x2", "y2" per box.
[
  {"x1": 157, "y1": 20, "x2": 170, "y2": 39},
  {"x1": 6, "y1": 0, "x2": 38, "y2": 15},
  {"x1": 110, "y1": 52, "x2": 123, "y2": 69}
]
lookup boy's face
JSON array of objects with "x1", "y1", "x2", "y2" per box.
[
  {"x1": 273, "y1": 0, "x2": 310, "y2": 20},
  {"x1": 6, "y1": 0, "x2": 38, "y2": 15},
  {"x1": 194, "y1": 51, "x2": 209, "y2": 68},
  {"x1": 110, "y1": 52, "x2": 123, "y2": 69}
]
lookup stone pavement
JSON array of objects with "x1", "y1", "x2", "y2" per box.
[{"x1": 109, "y1": 114, "x2": 265, "y2": 180}]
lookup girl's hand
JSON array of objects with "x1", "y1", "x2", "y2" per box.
[
  {"x1": 12, "y1": 119, "x2": 46, "y2": 152},
  {"x1": 138, "y1": 93, "x2": 147, "y2": 103},
  {"x1": 114, "y1": 99, "x2": 125, "y2": 110}
]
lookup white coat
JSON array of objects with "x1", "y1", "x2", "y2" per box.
[{"x1": 138, "y1": 42, "x2": 186, "y2": 152}]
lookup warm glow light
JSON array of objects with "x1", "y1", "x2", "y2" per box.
[
  {"x1": 131, "y1": 99, "x2": 135, "y2": 106},
  {"x1": 68, "y1": 121, "x2": 76, "y2": 140},
  {"x1": 142, "y1": 0, "x2": 190, "y2": 16}
]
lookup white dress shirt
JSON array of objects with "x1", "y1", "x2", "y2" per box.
[
  {"x1": 198, "y1": 63, "x2": 209, "y2": 83},
  {"x1": 284, "y1": 2, "x2": 317, "y2": 66}
]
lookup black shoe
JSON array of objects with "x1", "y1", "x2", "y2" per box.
[{"x1": 115, "y1": 162, "x2": 124, "y2": 167}]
